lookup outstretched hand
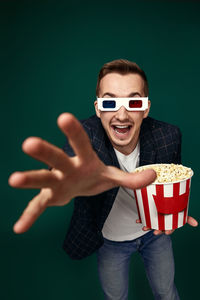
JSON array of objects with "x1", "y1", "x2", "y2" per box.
[{"x1": 9, "y1": 113, "x2": 157, "y2": 234}]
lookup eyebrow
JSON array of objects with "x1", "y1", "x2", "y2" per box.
[{"x1": 101, "y1": 92, "x2": 142, "y2": 97}]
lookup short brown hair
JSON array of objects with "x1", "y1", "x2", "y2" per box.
[{"x1": 96, "y1": 59, "x2": 149, "y2": 96}]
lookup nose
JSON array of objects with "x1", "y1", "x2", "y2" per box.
[{"x1": 115, "y1": 106, "x2": 129, "y2": 121}]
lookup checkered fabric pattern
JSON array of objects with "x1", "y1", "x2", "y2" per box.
[{"x1": 62, "y1": 115, "x2": 182, "y2": 259}]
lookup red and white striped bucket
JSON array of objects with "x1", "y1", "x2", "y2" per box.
[{"x1": 134, "y1": 170, "x2": 193, "y2": 230}]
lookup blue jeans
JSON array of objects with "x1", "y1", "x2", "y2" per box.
[{"x1": 97, "y1": 231, "x2": 180, "y2": 300}]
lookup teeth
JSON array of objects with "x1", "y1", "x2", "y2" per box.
[{"x1": 115, "y1": 125, "x2": 129, "y2": 128}]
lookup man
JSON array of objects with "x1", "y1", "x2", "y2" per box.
[{"x1": 9, "y1": 59, "x2": 197, "y2": 300}]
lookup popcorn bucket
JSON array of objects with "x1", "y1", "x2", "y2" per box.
[{"x1": 134, "y1": 165, "x2": 193, "y2": 230}]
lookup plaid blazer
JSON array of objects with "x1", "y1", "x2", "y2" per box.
[{"x1": 62, "y1": 115, "x2": 182, "y2": 260}]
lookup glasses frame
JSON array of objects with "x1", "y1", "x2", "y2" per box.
[{"x1": 97, "y1": 97, "x2": 149, "y2": 111}]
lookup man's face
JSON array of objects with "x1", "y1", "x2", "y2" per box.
[{"x1": 94, "y1": 73, "x2": 151, "y2": 155}]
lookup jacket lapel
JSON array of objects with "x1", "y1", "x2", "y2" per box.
[{"x1": 139, "y1": 118, "x2": 156, "y2": 166}]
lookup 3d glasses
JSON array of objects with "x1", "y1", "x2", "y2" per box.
[{"x1": 97, "y1": 97, "x2": 148, "y2": 111}]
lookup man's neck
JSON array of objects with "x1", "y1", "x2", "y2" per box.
[{"x1": 112, "y1": 138, "x2": 139, "y2": 156}]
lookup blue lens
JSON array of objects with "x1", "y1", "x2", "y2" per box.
[{"x1": 103, "y1": 100, "x2": 116, "y2": 108}]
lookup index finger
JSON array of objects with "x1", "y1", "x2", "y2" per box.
[{"x1": 22, "y1": 137, "x2": 73, "y2": 173}]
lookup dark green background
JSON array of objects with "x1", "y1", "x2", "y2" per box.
[{"x1": 1, "y1": 0, "x2": 200, "y2": 299}]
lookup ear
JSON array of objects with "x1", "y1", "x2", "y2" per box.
[
  {"x1": 94, "y1": 100, "x2": 101, "y2": 118},
  {"x1": 143, "y1": 100, "x2": 151, "y2": 119}
]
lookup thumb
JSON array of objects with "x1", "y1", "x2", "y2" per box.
[
  {"x1": 187, "y1": 216, "x2": 198, "y2": 227},
  {"x1": 117, "y1": 169, "x2": 157, "y2": 190}
]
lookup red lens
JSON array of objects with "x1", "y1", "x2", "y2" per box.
[{"x1": 129, "y1": 100, "x2": 142, "y2": 108}]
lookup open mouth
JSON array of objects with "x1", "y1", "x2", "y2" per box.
[{"x1": 112, "y1": 125, "x2": 132, "y2": 135}]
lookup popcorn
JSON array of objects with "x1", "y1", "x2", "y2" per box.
[{"x1": 134, "y1": 163, "x2": 193, "y2": 183}]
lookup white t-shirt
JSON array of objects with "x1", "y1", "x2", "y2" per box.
[{"x1": 102, "y1": 142, "x2": 147, "y2": 241}]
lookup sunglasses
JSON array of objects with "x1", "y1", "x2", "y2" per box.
[{"x1": 97, "y1": 97, "x2": 148, "y2": 111}]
